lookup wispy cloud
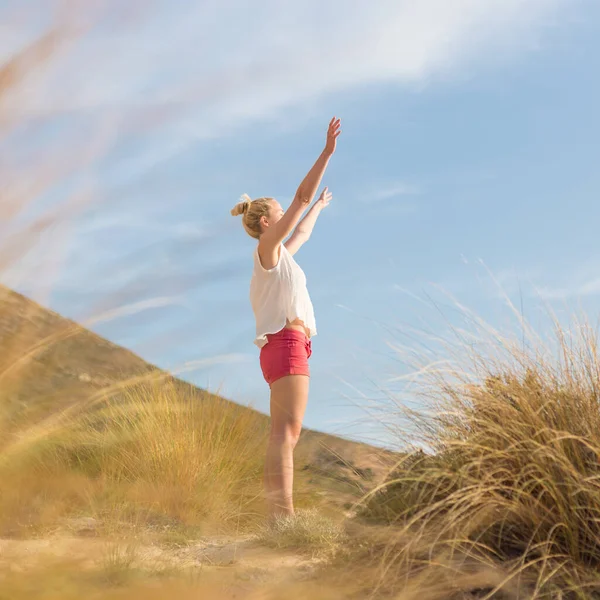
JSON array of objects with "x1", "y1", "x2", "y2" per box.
[
  {"x1": 369, "y1": 182, "x2": 421, "y2": 202},
  {"x1": 6, "y1": 1, "x2": 570, "y2": 128},
  {"x1": 538, "y1": 278, "x2": 600, "y2": 300},
  {"x1": 528, "y1": 258, "x2": 600, "y2": 301},
  {"x1": 1, "y1": 0, "x2": 574, "y2": 200},
  {"x1": 433, "y1": 260, "x2": 600, "y2": 304}
]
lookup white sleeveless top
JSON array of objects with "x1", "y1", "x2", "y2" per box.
[{"x1": 250, "y1": 244, "x2": 317, "y2": 348}]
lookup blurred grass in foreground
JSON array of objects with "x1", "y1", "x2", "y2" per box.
[{"x1": 0, "y1": 379, "x2": 272, "y2": 538}]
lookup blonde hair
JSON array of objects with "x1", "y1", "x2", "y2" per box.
[{"x1": 230, "y1": 194, "x2": 274, "y2": 239}]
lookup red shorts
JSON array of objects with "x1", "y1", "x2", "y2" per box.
[{"x1": 259, "y1": 328, "x2": 312, "y2": 386}]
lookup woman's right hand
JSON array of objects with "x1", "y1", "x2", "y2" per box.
[
  {"x1": 324, "y1": 117, "x2": 341, "y2": 156},
  {"x1": 316, "y1": 187, "x2": 332, "y2": 209}
]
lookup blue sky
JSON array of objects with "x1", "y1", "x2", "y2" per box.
[{"x1": 2, "y1": 0, "x2": 599, "y2": 448}]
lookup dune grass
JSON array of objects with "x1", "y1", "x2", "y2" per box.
[
  {"x1": 353, "y1": 316, "x2": 600, "y2": 598},
  {"x1": 257, "y1": 508, "x2": 346, "y2": 558},
  {"x1": 4, "y1": 284, "x2": 600, "y2": 598},
  {"x1": 0, "y1": 377, "x2": 272, "y2": 537}
]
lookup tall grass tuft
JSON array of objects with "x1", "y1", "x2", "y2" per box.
[
  {"x1": 0, "y1": 378, "x2": 270, "y2": 536},
  {"x1": 361, "y1": 316, "x2": 600, "y2": 597},
  {"x1": 83, "y1": 380, "x2": 270, "y2": 527},
  {"x1": 258, "y1": 508, "x2": 346, "y2": 557}
]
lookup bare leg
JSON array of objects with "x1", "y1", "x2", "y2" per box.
[{"x1": 265, "y1": 375, "x2": 309, "y2": 519}]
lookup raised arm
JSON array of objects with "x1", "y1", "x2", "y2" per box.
[
  {"x1": 284, "y1": 187, "x2": 332, "y2": 255},
  {"x1": 259, "y1": 118, "x2": 341, "y2": 264}
]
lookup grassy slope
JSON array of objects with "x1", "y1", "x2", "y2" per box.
[
  {"x1": 4, "y1": 287, "x2": 600, "y2": 598},
  {"x1": 0, "y1": 285, "x2": 394, "y2": 532}
]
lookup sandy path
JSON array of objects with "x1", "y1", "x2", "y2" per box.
[{"x1": 0, "y1": 534, "x2": 322, "y2": 596}]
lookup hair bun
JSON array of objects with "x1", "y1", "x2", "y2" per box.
[{"x1": 230, "y1": 194, "x2": 252, "y2": 217}]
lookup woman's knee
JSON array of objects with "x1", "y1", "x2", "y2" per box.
[{"x1": 269, "y1": 423, "x2": 302, "y2": 448}]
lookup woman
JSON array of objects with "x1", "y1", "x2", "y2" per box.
[{"x1": 231, "y1": 117, "x2": 341, "y2": 518}]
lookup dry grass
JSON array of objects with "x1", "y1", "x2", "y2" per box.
[
  {"x1": 101, "y1": 541, "x2": 140, "y2": 587},
  {"x1": 0, "y1": 379, "x2": 271, "y2": 536},
  {"x1": 10, "y1": 299, "x2": 600, "y2": 599},
  {"x1": 353, "y1": 316, "x2": 600, "y2": 598},
  {"x1": 257, "y1": 509, "x2": 346, "y2": 558}
]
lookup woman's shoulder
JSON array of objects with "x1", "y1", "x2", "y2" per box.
[{"x1": 254, "y1": 242, "x2": 285, "y2": 272}]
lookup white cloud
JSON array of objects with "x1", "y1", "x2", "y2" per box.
[
  {"x1": 5, "y1": 0, "x2": 569, "y2": 128},
  {"x1": 1, "y1": 0, "x2": 574, "y2": 222},
  {"x1": 538, "y1": 278, "x2": 600, "y2": 301},
  {"x1": 531, "y1": 258, "x2": 600, "y2": 301},
  {"x1": 367, "y1": 182, "x2": 422, "y2": 202},
  {"x1": 0, "y1": 0, "x2": 573, "y2": 191},
  {"x1": 447, "y1": 260, "x2": 600, "y2": 303}
]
